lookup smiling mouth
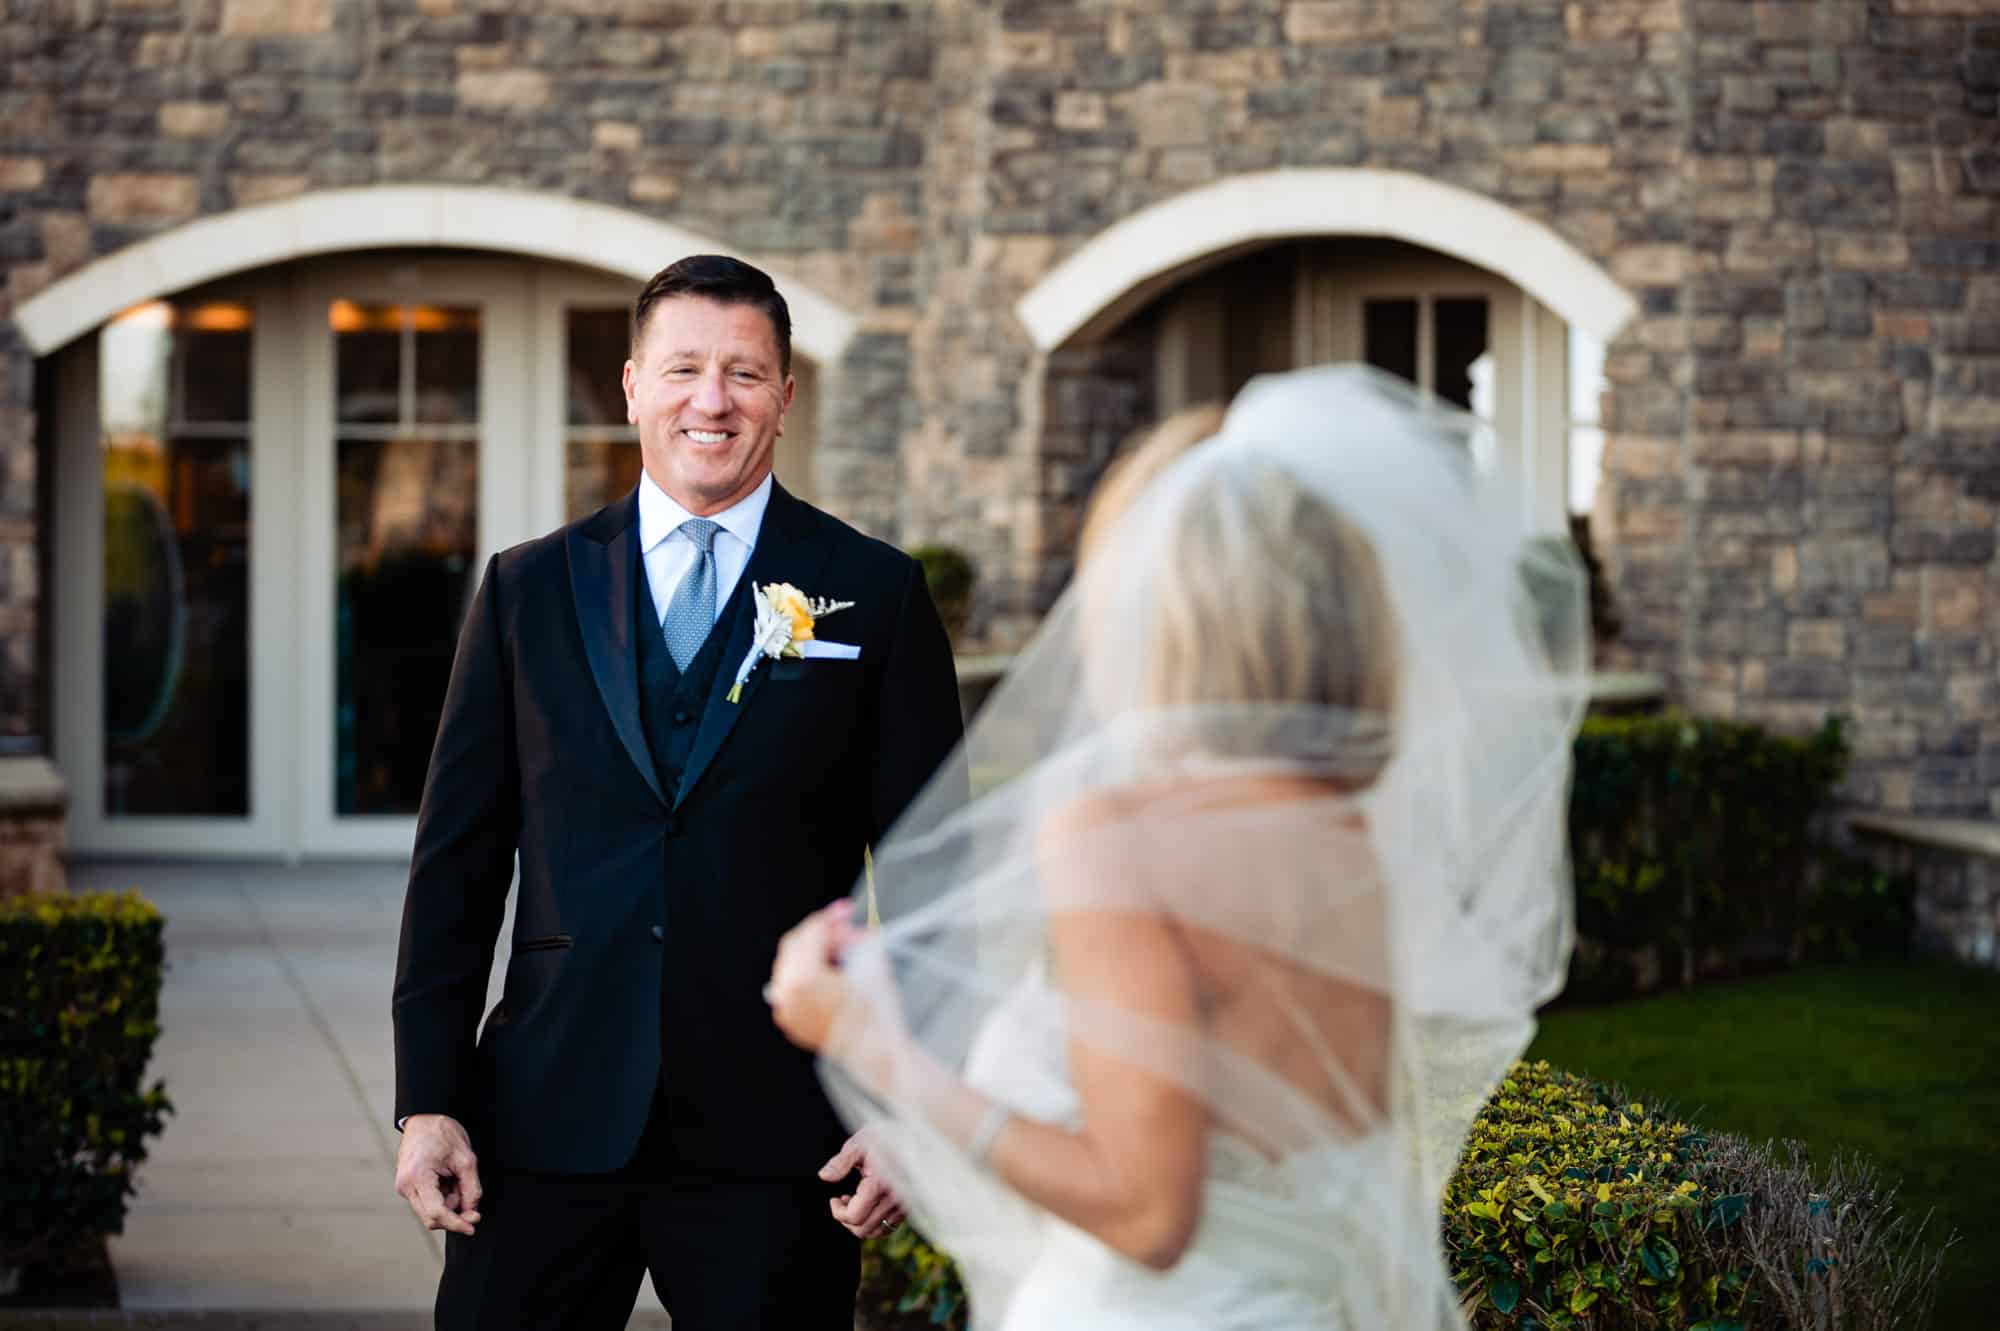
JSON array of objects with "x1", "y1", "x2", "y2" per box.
[{"x1": 684, "y1": 429, "x2": 733, "y2": 445}]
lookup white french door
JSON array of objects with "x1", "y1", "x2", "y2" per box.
[{"x1": 59, "y1": 253, "x2": 652, "y2": 858}]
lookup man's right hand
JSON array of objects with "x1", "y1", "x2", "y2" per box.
[{"x1": 395, "y1": 1113, "x2": 483, "y2": 1236}]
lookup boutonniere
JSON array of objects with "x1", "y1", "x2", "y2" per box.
[{"x1": 727, "y1": 582, "x2": 856, "y2": 703}]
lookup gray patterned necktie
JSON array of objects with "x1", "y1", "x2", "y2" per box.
[{"x1": 660, "y1": 518, "x2": 720, "y2": 672}]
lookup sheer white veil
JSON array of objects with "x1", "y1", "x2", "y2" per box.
[{"x1": 824, "y1": 366, "x2": 1591, "y2": 1328}]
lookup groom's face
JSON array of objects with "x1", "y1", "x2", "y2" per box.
[{"x1": 624, "y1": 295, "x2": 795, "y2": 517}]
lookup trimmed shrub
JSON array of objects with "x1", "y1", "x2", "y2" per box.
[
  {"x1": 862, "y1": 1063, "x2": 1948, "y2": 1331},
  {"x1": 0, "y1": 891, "x2": 172, "y2": 1270},
  {"x1": 1566, "y1": 714, "x2": 1913, "y2": 999},
  {"x1": 1449, "y1": 1062, "x2": 1947, "y2": 1331},
  {"x1": 908, "y1": 544, "x2": 976, "y2": 643}
]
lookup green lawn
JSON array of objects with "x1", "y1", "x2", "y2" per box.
[{"x1": 1527, "y1": 960, "x2": 2000, "y2": 1330}]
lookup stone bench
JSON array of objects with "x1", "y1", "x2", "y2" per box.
[{"x1": 1848, "y1": 812, "x2": 2000, "y2": 970}]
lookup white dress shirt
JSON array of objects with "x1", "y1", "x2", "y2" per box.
[{"x1": 636, "y1": 469, "x2": 771, "y2": 627}]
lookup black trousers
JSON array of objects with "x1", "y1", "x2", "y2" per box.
[{"x1": 435, "y1": 1101, "x2": 859, "y2": 1331}]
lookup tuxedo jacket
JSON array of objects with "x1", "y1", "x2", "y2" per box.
[{"x1": 392, "y1": 481, "x2": 965, "y2": 1176}]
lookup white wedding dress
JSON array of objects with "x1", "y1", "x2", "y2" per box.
[{"x1": 940, "y1": 974, "x2": 1437, "y2": 1331}]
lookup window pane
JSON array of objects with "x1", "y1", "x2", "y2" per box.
[
  {"x1": 334, "y1": 302, "x2": 402, "y2": 424},
  {"x1": 1363, "y1": 299, "x2": 1418, "y2": 387},
  {"x1": 1433, "y1": 297, "x2": 1489, "y2": 412},
  {"x1": 180, "y1": 303, "x2": 254, "y2": 423},
  {"x1": 567, "y1": 308, "x2": 630, "y2": 427},
  {"x1": 335, "y1": 437, "x2": 478, "y2": 816},
  {"x1": 566, "y1": 439, "x2": 644, "y2": 523},
  {"x1": 101, "y1": 300, "x2": 252, "y2": 818},
  {"x1": 414, "y1": 306, "x2": 479, "y2": 425}
]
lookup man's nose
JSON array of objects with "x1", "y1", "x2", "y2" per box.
[{"x1": 690, "y1": 367, "x2": 730, "y2": 416}]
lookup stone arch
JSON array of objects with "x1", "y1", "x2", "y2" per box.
[
  {"x1": 1015, "y1": 168, "x2": 1636, "y2": 351},
  {"x1": 14, "y1": 184, "x2": 861, "y2": 361}
]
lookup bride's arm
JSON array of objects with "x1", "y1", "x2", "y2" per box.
[
  {"x1": 837, "y1": 907, "x2": 1208, "y2": 1271},
  {"x1": 777, "y1": 800, "x2": 1211, "y2": 1271}
]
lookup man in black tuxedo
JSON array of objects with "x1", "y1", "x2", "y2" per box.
[{"x1": 391, "y1": 255, "x2": 965, "y2": 1329}]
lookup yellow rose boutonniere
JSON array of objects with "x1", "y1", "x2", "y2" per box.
[{"x1": 728, "y1": 582, "x2": 855, "y2": 702}]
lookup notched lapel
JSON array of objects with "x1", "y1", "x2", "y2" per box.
[
  {"x1": 567, "y1": 495, "x2": 668, "y2": 806},
  {"x1": 674, "y1": 483, "x2": 833, "y2": 810}
]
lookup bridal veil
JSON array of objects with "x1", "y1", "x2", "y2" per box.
[{"x1": 824, "y1": 366, "x2": 1592, "y2": 1328}]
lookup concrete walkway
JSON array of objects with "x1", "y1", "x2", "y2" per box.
[{"x1": 65, "y1": 860, "x2": 671, "y2": 1327}]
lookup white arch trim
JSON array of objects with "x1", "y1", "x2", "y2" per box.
[
  {"x1": 15, "y1": 184, "x2": 860, "y2": 362},
  {"x1": 1015, "y1": 168, "x2": 1638, "y2": 350}
]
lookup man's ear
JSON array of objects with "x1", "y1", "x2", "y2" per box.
[
  {"x1": 622, "y1": 359, "x2": 639, "y2": 425},
  {"x1": 777, "y1": 372, "x2": 796, "y2": 436}
]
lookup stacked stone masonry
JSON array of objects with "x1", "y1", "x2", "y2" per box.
[{"x1": 0, "y1": 0, "x2": 1994, "y2": 828}]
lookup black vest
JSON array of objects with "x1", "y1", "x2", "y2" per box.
[
  {"x1": 634, "y1": 548, "x2": 734, "y2": 801},
  {"x1": 635, "y1": 545, "x2": 741, "y2": 1159}
]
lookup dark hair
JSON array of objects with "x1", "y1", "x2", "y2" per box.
[{"x1": 630, "y1": 254, "x2": 793, "y2": 376}]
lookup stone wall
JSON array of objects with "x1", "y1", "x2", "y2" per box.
[
  {"x1": 1591, "y1": 0, "x2": 2000, "y2": 818},
  {"x1": 905, "y1": 0, "x2": 1697, "y2": 643},
  {"x1": 1, "y1": 0, "x2": 1996, "y2": 820},
  {"x1": 0, "y1": 0, "x2": 943, "y2": 738}
]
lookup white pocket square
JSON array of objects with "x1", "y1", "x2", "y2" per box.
[{"x1": 795, "y1": 640, "x2": 861, "y2": 660}]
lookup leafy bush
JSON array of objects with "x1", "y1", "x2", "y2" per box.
[
  {"x1": 1450, "y1": 1062, "x2": 1947, "y2": 1331},
  {"x1": 1450, "y1": 1061, "x2": 1743, "y2": 1327},
  {"x1": 1566, "y1": 714, "x2": 1911, "y2": 999},
  {"x1": 908, "y1": 544, "x2": 976, "y2": 643},
  {"x1": 863, "y1": 1063, "x2": 1948, "y2": 1331},
  {"x1": 0, "y1": 891, "x2": 172, "y2": 1269}
]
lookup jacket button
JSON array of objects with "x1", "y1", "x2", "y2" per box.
[
  {"x1": 672, "y1": 709, "x2": 691, "y2": 726},
  {"x1": 664, "y1": 815, "x2": 681, "y2": 837},
  {"x1": 650, "y1": 925, "x2": 664, "y2": 942}
]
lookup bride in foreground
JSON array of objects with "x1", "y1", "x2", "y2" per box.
[{"x1": 767, "y1": 366, "x2": 1591, "y2": 1329}]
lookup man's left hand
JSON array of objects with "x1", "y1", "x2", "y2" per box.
[{"x1": 819, "y1": 1128, "x2": 906, "y2": 1239}]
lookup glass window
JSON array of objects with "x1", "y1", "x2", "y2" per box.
[
  {"x1": 1362, "y1": 298, "x2": 1418, "y2": 387},
  {"x1": 563, "y1": 307, "x2": 642, "y2": 522},
  {"x1": 1433, "y1": 298, "x2": 1489, "y2": 413},
  {"x1": 100, "y1": 300, "x2": 254, "y2": 817},
  {"x1": 330, "y1": 302, "x2": 481, "y2": 816}
]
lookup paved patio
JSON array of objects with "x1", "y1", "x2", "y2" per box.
[{"x1": 68, "y1": 859, "x2": 671, "y2": 1326}]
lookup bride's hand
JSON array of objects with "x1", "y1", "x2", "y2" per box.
[{"x1": 767, "y1": 901, "x2": 865, "y2": 1053}]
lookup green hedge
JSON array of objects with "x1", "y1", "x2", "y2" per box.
[
  {"x1": 861, "y1": 1062, "x2": 1946, "y2": 1331},
  {"x1": 0, "y1": 891, "x2": 172, "y2": 1267},
  {"x1": 1568, "y1": 714, "x2": 1913, "y2": 999}
]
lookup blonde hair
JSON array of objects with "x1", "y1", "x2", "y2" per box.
[{"x1": 1078, "y1": 410, "x2": 1401, "y2": 770}]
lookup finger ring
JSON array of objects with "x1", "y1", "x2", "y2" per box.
[{"x1": 881, "y1": 1219, "x2": 896, "y2": 1231}]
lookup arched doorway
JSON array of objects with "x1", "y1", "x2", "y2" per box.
[
  {"x1": 1017, "y1": 169, "x2": 1635, "y2": 547},
  {"x1": 40, "y1": 189, "x2": 856, "y2": 859}
]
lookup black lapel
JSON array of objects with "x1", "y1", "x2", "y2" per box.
[
  {"x1": 674, "y1": 482, "x2": 834, "y2": 810},
  {"x1": 566, "y1": 490, "x2": 668, "y2": 806}
]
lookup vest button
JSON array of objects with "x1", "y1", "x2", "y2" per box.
[
  {"x1": 664, "y1": 815, "x2": 682, "y2": 837},
  {"x1": 672, "y1": 709, "x2": 692, "y2": 726},
  {"x1": 650, "y1": 924, "x2": 664, "y2": 942}
]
